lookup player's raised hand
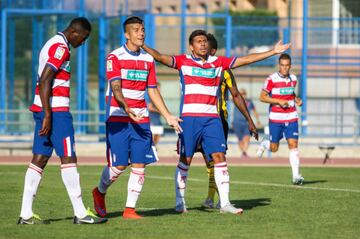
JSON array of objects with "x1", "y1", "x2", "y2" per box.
[
  {"x1": 274, "y1": 40, "x2": 291, "y2": 54},
  {"x1": 248, "y1": 122, "x2": 259, "y2": 141},
  {"x1": 125, "y1": 107, "x2": 144, "y2": 122},
  {"x1": 165, "y1": 115, "x2": 183, "y2": 134}
]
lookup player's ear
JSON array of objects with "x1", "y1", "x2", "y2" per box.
[
  {"x1": 189, "y1": 44, "x2": 194, "y2": 52},
  {"x1": 124, "y1": 31, "x2": 130, "y2": 40}
]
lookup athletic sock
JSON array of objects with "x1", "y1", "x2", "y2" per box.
[
  {"x1": 126, "y1": 168, "x2": 145, "y2": 208},
  {"x1": 289, "y1": 148, "x2": 300, "y2": 179},
  {"x1": 19, "y1": 163, "x2": 43, "y2": 219},
  {"x1": 206, "y1": 161, "x2": 217, "y2": 201},
  {"x1": 214, "y1": 162, "x2": 230, "y2": 208},
  {"x1": 61, "y1": 164, "x2": 87, "y2": 219},
  {"x1": 174, "y1": 162, "x2": 189, "y2": 206},
  {"x1": 262, "y1": 138, "x2": 270, "y2": 150},
  {"x1": 98, "y1": 166, "x2": 123, "y2": 194}
]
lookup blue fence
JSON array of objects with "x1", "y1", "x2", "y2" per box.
[{"x1": 1, "y1": 0, "x2": 360, "y2": 137}]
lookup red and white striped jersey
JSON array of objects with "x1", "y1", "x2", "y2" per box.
[
  {"x1": 105, "y1": 44, "x2": 157, "y2": 123},
  {"x1": 30, "y1": 32, "x2": 71, "y2": 112},
  {"x1": 263, "y1": 72, "x2": 298, "y2": 123},
  {"x1": 172, "y1": 54, "x2": 236, "y2": 117}
]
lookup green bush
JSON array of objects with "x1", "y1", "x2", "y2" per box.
[{"x1": 211, "y1": 9, "x2": 279, "y2": 48}]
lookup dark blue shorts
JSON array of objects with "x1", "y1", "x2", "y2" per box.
[
  {"x1": 106, "y1": 122, "x2": 157, "y2": 167},
  {"x1": 178, "y1": 116, "x2": 226, "y2": 158},
  {"x1": 269, "y1": 121, "x2": 299, "y2": 143},
  {"x1": 32, "y1": 112, "x2": 76, "y2": 157},
  {"x1": 232, "y1": 122, "x2": 250, "y2": 140}
]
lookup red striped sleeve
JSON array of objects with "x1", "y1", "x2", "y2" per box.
[{"x1": 47, "y1": 43, "x2": 69, "y2": 70}]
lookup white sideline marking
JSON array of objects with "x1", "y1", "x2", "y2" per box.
[
  {"x1": 146, "y1": 175, "x2": 360, "y2": 194},
  {"x1": 1, "y1": 172, "x2": 359, "y2": 193}
]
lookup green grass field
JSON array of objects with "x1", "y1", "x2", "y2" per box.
[{"x1": 1, "y1": 165, "x2": 359, "y2": 239}]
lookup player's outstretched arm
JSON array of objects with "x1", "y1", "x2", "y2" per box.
[
  {"x1": 38, "y1": 65, "x2": 56, "y2": 136},
  {"x1": 147, "y1": 87, "x2": 183, "y2": 133},
  {"x1": 232, "y1": 40, "x2": 291, "y2": 68},
  {"x1": 142, "y1": 44, "x2": 173, "y2": 67},
  {"x1": 111, "y1": 80, "x2": 143, "y2": 122},
  {"x1": 227, "y1": 71, "x2": 258, "y2": 140}
]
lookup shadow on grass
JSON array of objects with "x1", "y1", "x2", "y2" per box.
[
  {"x1": 105, "y1": 211, "x2": 122, "y2": 219},
  {"x1": 302, "y1": 180, "x2": 327, "y2": 185},
  {"x1": 47, "y1": 217, "x2": 73, "y2": 223},
  {"x1": 140, "y1": 208, "x2": 180, "y2": 217},
  {"x1": 103, "y1": 198, "x2": 272, "y2": 218},
  {"x1": 231, "y1": 198, "x2": 271, "y2": 210}
]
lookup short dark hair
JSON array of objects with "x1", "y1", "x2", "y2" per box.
[
  {"x1": 207, "y1": 33, "x2": 218, "y2": 50},
  {"x1": 279, "y1": 53, "x2": 291, "y2": 63},
  {"x1": 123, "y1": 16, "x2": 143, "y2": 32},
  {"x1": 69, "y1": 17, "x2": 91, "y2": 32},
  {"x1": 189, "y1": 29, "x2": 207, "y2": 45}
]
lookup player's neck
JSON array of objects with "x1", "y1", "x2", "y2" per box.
[
  {"x1": 278, "y1": 72, "x2": 290, "y2": 78},
  {"x1": 125, "y1": 42, "x2": 141, "y2": 53},
  {"x1": 191, "y1": 52, "x2": 208, "y2": 62}
]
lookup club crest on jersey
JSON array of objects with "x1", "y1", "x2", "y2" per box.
[
  {"x1": 107, "y1": 60, "x2": 113, "y2": 71},
  {"x1": 54, "y1": 47, "x2": 65, "y2": 60}
]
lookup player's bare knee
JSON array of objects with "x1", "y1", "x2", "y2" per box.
[
  {"x1": 287, "y1": 139, "x2": 298, "y2": 149},
  {"x1": 270, "y1": 144, "x2": 279, "y2": 152},
  {"x1": 31, "y1": 154, "x2": 50, "y2": 169},
  {"x1": 60, "y1": 156, "x2": 77, "y2": 165},
  {"x1": 212, "y1": 152, "x2": 226, "y2": 164},
  {"x1": 180, "y1": 156, "x2": 191, "y2": 165},
  {"x1": 115, "y1": 165, "x2": 127, "y2": 171}
]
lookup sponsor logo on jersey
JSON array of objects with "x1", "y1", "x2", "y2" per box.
[
  {"x1": 107, "y1": 60, "x2": 113, "y2": 71},
  {"x1": 54, "y1": 47, "x2": 65, "y2": 60},
  {"x1": 279, "y1": 87, "x2": 295, "y2": 95},
  {"x1": 127, "y1": 70, "x2": 148, "y2": 81},
  {"x1": 192, "y1": 67, "x2": 216, "y2": 78}
]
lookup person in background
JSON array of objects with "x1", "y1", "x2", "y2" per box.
[
  {"x1": 232, "y1": 88, "x2": 262, "y2": 158},
  {"x1": 148, "y1": 82, "x2": 164, "y2": 146}
]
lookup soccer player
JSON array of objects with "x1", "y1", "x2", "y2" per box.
[
  {"x1": 201, "y1": 33, "x2": 258, "y2": 209},
  {"x1": 233, "y1": 88, "x2": 262, "y2": 158},
  {"x1": 256, "y1": 53, "x2": 304, "y2": 185},
  {"x1": 143, "y1": 29, "x2": 290, "y2": 214},
  {"x1": 92, "y1": 16, "x2": 182, "y2": 219},
  {"x1": 18, "y1": 17, "x2": 107, "y2": 224}
]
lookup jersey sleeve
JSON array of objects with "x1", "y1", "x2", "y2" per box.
[
  {"x1": 47, "y1": 43, "x2": 70, "y2": 71},
  {"x1": 218, "y1": 56, "x2": 237, "y2": 70},
  {"x1": 147, "y1": 61, "x2": 157, "y2": 88},
  {"x1": 172, "y1": 55, "x2": 185, "y2": 70},
  {"x1": 263, "y1": 76, "x2": 274, "y2": 93},
  {"x1": 106, "y1": 54, "x2": 121, "y2": 82}
]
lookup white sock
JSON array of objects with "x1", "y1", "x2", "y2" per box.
[
  {"x1": 126, "y1": 168, "x2": 145, "y2": 208},
  {"x1": 214, "y1": 162, "x2": 230, "y2": 208},
  {"x1": 61, "y1": 164, "x2": 87, "y2": 218},
  {"x1": 174, "y1": 162, "x2": 189, "y2": 206},
  {"x1": 262, "y1": 139, "x2": 270, "y2": 150},
  {"x1": 20, "y1": 164, "x2": 43, "y2": 219},
  {"x1": 289, "y1": 148, "x2": 300, "y2": 179},
  {"x1": 98, "y1": 166, "x2": 123, "y2": 194}
]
